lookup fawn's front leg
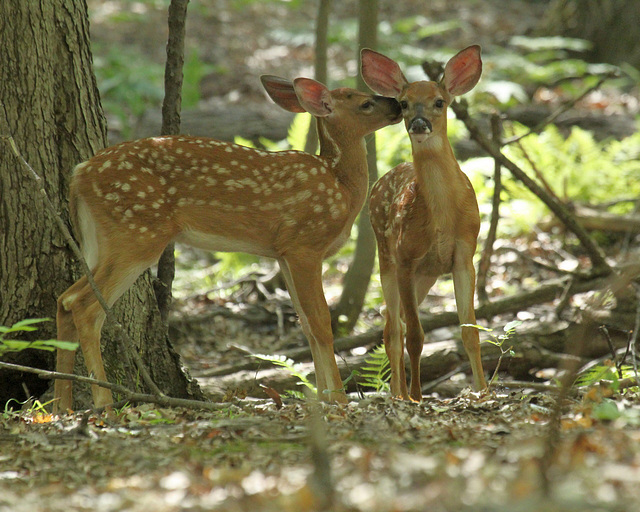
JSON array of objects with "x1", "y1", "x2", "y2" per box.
[
  {"x1": 452, "y1": 241, "x2": 487, "y2": 391},
  {"x1": 380, "y1": 267, "x2": 408, "y2": 399},
  {"x1": 396, "y1": 265, "x2": 425, "y2": 402}
]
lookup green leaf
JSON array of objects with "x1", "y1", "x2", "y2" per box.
[
  {"x1": 591, "y1": 400, "x2": 621, "y2": 422},
  {"x1": 510, "y1": 35, "x2": 592, "y2": 53},
  {"x1": 0, "y1": 318, "x2": 52, "y2": 335},
  {"x1": 503, "y1": 320, "x2": 523, "y2": 332},
  {"x1": 461, "y1": 323, "x2": 493, "y2": 333},
  {"x1": 11, "y1": 318, "x2": 52, "y2": 328}
]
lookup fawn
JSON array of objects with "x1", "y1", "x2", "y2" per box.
[
  {"x1": 54, "y1": 74, "x2": 401, "y2": 411},
  {"x1": 360, "y1": 46, "x2": 487, "y2": 401}
]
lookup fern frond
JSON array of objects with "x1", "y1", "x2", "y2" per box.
[{"x1": 356, "y1": 345, "x2": 391, "y2": 393}]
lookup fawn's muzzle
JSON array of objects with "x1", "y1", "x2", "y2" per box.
[
  {"x1": 409, "y1": 117, "x2": 432, "y2": 134},
  {"x1": 376, "y1": 95, "x2": 402, "y2": 121}
]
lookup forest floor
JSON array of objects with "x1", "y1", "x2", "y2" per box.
[
  {"x1": 2, "y1": 388, "x2": 640, "y2": 511},
  {"x1": 2, "y1": 0, "x2": 640, "y2": 510}
]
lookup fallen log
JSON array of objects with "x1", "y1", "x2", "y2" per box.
[
  {"x1": 539, "y1": 204, "x2": 640, "y2": 234},
  {"x1": 205, "y1": 311, "x2": 634, "y2": 400},
  {"x1": 197, "y1": 274, "x2": 610, "y2": 379}
]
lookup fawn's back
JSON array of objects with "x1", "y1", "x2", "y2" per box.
[{"x1": 71, "y1": 136, "x2": 359, "y2": 262}]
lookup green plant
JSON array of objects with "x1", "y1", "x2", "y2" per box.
[
  {"x1": 3, "y1": 396, "x2": 57, "y2": 420},
  {"x1": 235, "y1": 111, "x2": 311, "y2": 153},
  {"x1": 252, "y1": 353, "x2": 317, "y2": 399},
  {"x1": 354, "y1": 344, "x2": 390, "y2": 394},
  {"x1": 181, "y1": 50, "x2": 215, "y2": 109},
  {"x1": 465, "y1": 124, "x2": 640, "y2": 237},
  {"x1": 464, "y1": 320, "x2": 521, "y2": 387},
  {"x1": 575, "y1": 363, "x2": 637, "y2": 391},
  {"x1": 0, "y1": 318, "x2": 77, "y2": 356},
  {"x1": 93, "y1": 43, "x2": 164, "y2": 139}
]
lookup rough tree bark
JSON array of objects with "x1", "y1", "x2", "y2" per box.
[{"x1": 0, "y1": 1, "x2": 199, "y2": 409}]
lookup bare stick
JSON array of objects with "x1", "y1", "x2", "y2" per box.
[
  {"x1": 0, "y1": 361, "x2": 228, "y2": 412},
  {"x1": 632, "y1": 284, "x2": 640, "y2": 383},
  {"x1": 202, "y1": 274, "x2": 611, "y2": 380},
  {"x1": 307, "y1": 399, "x2": 335, "y2": 510},
  {"x1": 504, "y1": 71, "x2": 619, "y2": 145},
  {"x1": 457, "y1": 105, "x2": 608, "y2": 274}
]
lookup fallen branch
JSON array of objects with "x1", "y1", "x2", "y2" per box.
[
  {"x1": 539, "y1": 204, "x2": 640, "y2": 234},
  {"x1": 477, "y1": 113, "x2": 503, "y2": 305},
  {"x1": 0, "y1": 361, "x2": 228, "y2": 412},
  {"x1": 200, "y1": 274, "x2": 610, "y2": 379},
  {"x1": 503, "y1": 71, "x2": 619, "y2": 145}
]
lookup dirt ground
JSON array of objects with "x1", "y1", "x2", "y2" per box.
[{"x1": 2, "y1": 1, "x2": 640, "y2": 510}]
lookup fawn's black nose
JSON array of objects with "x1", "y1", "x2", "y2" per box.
[{"x1": 409, "y1": 117, "x2": 432, "y2": 134}]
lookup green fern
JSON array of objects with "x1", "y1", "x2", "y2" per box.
[
  {"x1": 287, "y1": 112, "x2": 312, "y2": 151},
  {"x1": 575, "y1": 364, "x2": 637, "y2": 391},
  {"x1": 355, "y1": 344, "x2": 391, "y2": 393},
  {"x1": 252, "y1": 353, "x2": 317, "y2": 399},
  {"x1": 234, "y1": 113, "x2": 311, "y2": 152}
]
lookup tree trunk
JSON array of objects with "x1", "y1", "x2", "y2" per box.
[
  {"x1": 543, "y1": 0, "x2": 640, "y2": 69},
  {"x1": 0, "y1": 0, "x2": 200, "y2": 409},
  {"x1": 330, "y1": 0, "x2": 379, "y2": 334},
  {"x1": 155, "y1": 0, "x2": 190, "y2": 325},
  {"x1": 304, "y1": 0, "x2": 331, "y2": 155}
]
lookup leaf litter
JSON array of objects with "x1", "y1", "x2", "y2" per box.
[{"x1": 1, "y1": 388, "x2": 640, "y2": 511}]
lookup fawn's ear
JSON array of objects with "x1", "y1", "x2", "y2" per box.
[
  {"x1": 261, "y1": 75, "x2": 307, "y2": 113},
  {"x1": 442, "y1": 45, "x2": 482, "y2": 97},
  {"x1": 360, "y1": 48, "x2": 408, "y2": 97},
  {"x1": 292, "y1": 78, "x2": 334, "y2": 117}
]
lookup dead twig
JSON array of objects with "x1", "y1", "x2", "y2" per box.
[
  {"x1": 599, "y1": 325, "x2": 622, "y2": 378},
  {"x1": 307, "y1": 400, "x2": 335, "y2": 510},
  {"x1": 200, "y1": 274, "x2": 610, "y2": 379}
]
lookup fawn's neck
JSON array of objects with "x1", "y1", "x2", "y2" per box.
[
  {"x1": 412, "y1": 133, "x2": 461, "y2": 211},
  {"x1": 316, "y1": 118, "x2": 369, "y2": 196}
]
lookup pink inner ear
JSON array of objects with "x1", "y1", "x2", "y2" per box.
[
  {"x1": 294, "y1": 78, "x2": 332, "y2": 117},
  {"x1": 361, "y1": 49, "x2": 407, "y2": 97},
  {"x1": 444, "y1": 46, "x2": 482, "y2": 97},
  {"x1": 261, "y1": 75, "x2": 306, "y2": 113}
]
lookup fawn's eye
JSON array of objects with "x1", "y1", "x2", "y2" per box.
[
  {"x1": 361, "y1": 101, "x2": 372, "y2": 109},
  {"x1": 399, "y1": 100, "x2": 408, "y2": 110},
  {"x1": 434, "y1": 98, "x2": 445, "y2": 108}
]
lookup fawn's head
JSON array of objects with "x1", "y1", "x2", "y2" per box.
[
  {"x1": 261, "y1": 75, "x2": 401, "y2": 139},
  {"x1": 361, "y1": 46, "x2": 482, "y2": 148}
]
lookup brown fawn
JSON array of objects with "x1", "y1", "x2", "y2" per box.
[
  {"x1": 54, "y1": 74, "x2": 401, "y2": 411},
  {"x1": 360, "y1": 46, "x2": 487, "y2": 401}
]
